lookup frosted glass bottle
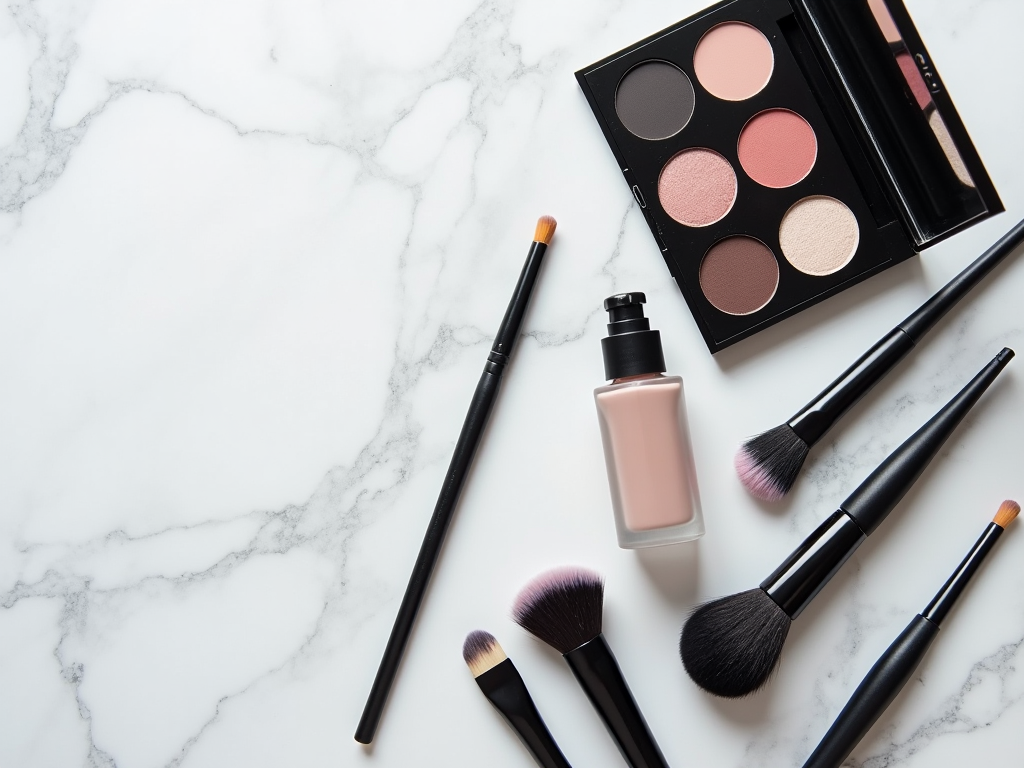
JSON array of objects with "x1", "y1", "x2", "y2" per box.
[{"x1": 595, "y1": 294, "x2": 704, "y2": 548}]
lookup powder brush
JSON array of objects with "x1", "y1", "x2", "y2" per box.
[
  {"x1": 802, "y1": 500, "x2": 1019, "y2": 768},
  {"x1": 513, "y1": 567, "x2": 669, "y2": 768},
  {"x1": 463, "y1": 630, "x2": 573, "y2": 768},
  {"x1": 736, "y1": 217, "x2": 1024, "y2": 502},
  {"x1": 356, "y1": 216, "x2": 557, "y2": 744},
  {"x1": 682, "y1": 348, "x2": 1013, "y2": 698}
]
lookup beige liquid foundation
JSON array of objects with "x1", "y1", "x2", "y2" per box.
[{"x1": 595, "y1": 293, "x2": 704, "y2": 548}]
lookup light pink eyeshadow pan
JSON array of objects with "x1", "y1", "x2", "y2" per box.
[
  {"x1": 658, "y1": 148, "x2": 737, "y2": 227},
  {"x1": 693, "y1": 22, "x2": 774, "y2": 101}
]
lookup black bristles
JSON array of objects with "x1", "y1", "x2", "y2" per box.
[
  {"x1": 679, "y1": 588, "x2": 791, "y2": 698},
  {"x1": 512, "y1": 567, "x2": 604, "y2": 655},
  {"x1": 735, "y1": 424, "x2": 809, "y2": 502}
]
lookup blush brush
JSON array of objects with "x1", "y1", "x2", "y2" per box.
[
  {"x1": 463, "y1": 630, "x2": 573, "y2": 768},
  {"x1": 513, "y1": 567, "x2": 669, "y2": 768},
  {"x1": 736, "y1": 217, "x2": 1024, "y2": 502},
  {"x1": 682, "y1": 348, "x2": 1013, "y2": 698},
  {"x1": 802, "y1": 500, "x2": 1019, "y2": 768}
]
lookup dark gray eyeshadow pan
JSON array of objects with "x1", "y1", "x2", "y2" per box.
[{"x1": 615, "y1": 61, "x2": 695, "y2": 141}]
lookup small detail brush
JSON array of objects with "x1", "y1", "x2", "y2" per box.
[
  {"x1": 736, "y1": 217, "x2": 1024, "y2": 502},
  {"x1": 802, "y1": 500, "x2": 1020, "y2": 768},
  {"x1": 463, "y1": 630, "x2": 573, "y2": 768},
  {"x1": 682, "y1": 348, "x2": 1013, "y2": 698},
  {"x1": 513, "y1": 567, "x2": 669, "y2": 768},
  {"x1": 356, "y1": 216, "x2": 557, "y2": 744}
]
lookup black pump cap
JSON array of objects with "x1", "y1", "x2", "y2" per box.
[{"x1": 601, "y1": 293, "x2": 666, "y2": 380}]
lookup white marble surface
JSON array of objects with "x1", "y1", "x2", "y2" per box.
[{"x1": 1, "y1": 0, "x2": 1022, "y2": 766}]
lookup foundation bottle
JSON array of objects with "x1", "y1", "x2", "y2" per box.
[{"x1": 594, "y1": 293, "x2": 704, "y2": 548}]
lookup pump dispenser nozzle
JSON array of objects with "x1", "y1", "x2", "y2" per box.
[{"x1": 601, "y1": 293, "x2": 667, "y2": 381}]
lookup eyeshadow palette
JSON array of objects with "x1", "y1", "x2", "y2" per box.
[{"x1": 576, "y1": 0, "x2": 1002, "y2": 353}]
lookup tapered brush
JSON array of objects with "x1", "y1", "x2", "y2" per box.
[
  {"x1": 683, "y1": 349, "x2": 1013, "y2": 698},
  {"x1": 736, "y1": 218, "x2": 1024, "y2": 502},
  {"x1": 802, "y1": 500, "x2": 1019, "y2": 768},
  {"x1": 463, "y1": 630, "x2": 573, "y2": 768},
  {"x1": 356, "y1": 216, "x2": 556, "y2": 744},
  {"x1": 513, "y1": 567, "x2": 669, "y2": 768}
]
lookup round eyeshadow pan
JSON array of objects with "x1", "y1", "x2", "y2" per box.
[
  {"x1": 700, "y1": 236, "x2": 779, "y2": 315},
  {"x1": 658, "y1": 148, "x2": 737, "y2": 227},
  {"x1": 615, "y1": 61, "x2": 696, "y2": 141},
  {"x1": 779, "y1": 196, "x2": 860, "y2": 276},
  {"x1": 738, "y1": 109, "x2": 817, "y2": 188},
  {"x1": 693, "y1": 22, "x2": 774, "y2": 101}
]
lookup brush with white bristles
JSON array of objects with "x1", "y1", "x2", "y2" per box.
[
  {"x1": 684, "y1": 350, "x2": 1013, "y2": 698},
  {"x1": 801, "y1": 500, "x2": 1019, "y2": 768},
  {"x1": 462, "y1": 630, "x2": 572, "y2": 768},
  {"x1": 512, "y1": 567, "x2": 670, "y2": 768},
  {"x1": 736, "y1": 218, "x2": 1024, "y2": 502}
]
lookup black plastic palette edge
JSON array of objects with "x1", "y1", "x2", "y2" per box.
[{"x1": 574, "y1": 0, "x2": 998, "y2": 353}]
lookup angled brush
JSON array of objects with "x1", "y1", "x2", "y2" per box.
[
  {"x1": 463, "y1": 630, "x2": 573, "y2": 768},
  {"x1": 736, "y1": 218, "x2": 1024, "y2": 502},
  {"x1": 802, "y1": 500, "x2": 1019, "y2": 768},
  {"x1": 683, "y1": 349, "x2": 1013, "y2": 698},
  {"x1": 513, "y1": 567, "x2": 669, "y2": 768}
]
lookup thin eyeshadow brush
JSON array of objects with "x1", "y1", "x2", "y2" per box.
[
  {"x1": 355, "y1": 216, "x2": 557, "y2": 744},
  {"x1": 802, "y1": 500, "x2": 1020, "y2": 768},
  {"x1": 513, "y1": 567, "x2": 670, "y2": 768},
  {"x1": 682, "y1": 348, "x2": 1013, "y2": 698},
  {"x1": 463, "y1": 631, "x2": 573, "y2": 768},
  {"x1": 736, "y1": 217, "x2": 1024, "y2": 502}
]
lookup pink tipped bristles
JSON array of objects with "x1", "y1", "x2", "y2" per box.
[
  {"x1": 512, "y1": 566, "x2": 603, "y2": 618},
  {"x1": 734, "y1": 446, "x2": 787, "y2": 502}
]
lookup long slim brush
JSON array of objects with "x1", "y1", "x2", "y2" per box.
[
  {"x1": 802, "y1": 500, "x2": 1019, "y2": 768},
  {"x1": 736, "y1": 218, "x2": 1024, "y2": 502},
  {"x1": 463, "y1": 630, "x2": 573, "y2": 768},
  {"x1": 356, "y1": 216, "x2": 557, "y2": 744},
  {"x1": 682, "y1": 349, "x2": 1013, "y2": 698},
  {"x1": 513, "y1": 567, "x2": 670, "y2": 768}
]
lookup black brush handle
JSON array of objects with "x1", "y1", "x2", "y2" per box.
[
  {"x1": 801, "y1": 615, "x2": 939, "y2": 768},
  {"x1": 804, "y1": 518, "x2": 1008, "y2": 768},
  {"x1": 563, "y1": 636, "x2": 669, "y2": 768},
  {"x1": 355, "y1": 239, "x2": 549, "y2": 744},
  {"x1": 476, "y1": 659, "x2": 573, "y2": 768},
  {"x1": 787, "y1": 218, "x2": 1024, "y2": 447},
  {"x1": 923, "y1": 522, "x2": 1004, "y2": 625},
  {"x1": 761, "y1": 510, "x2": 866, "y2": 619},
  {"x1": 765, "y1": 349, "x2": 1012, "y2": 619},
  {"x1": 899, "y1": 218, "x2": 1024, "y2": 342},
  {"x1": 842, "y1": 348, "x2": 1013, "y2": 534}
]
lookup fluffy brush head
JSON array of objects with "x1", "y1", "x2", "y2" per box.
[
  {"x1": 512, "y1": 566, "x2": 604, "y2": 654},
  {"x1": 994, "y1": 499, "x2": 1020, "y2": 528},
  {"x1": 534, "y1": 215, "x2": 557, "y2": 245},
  {"x1": 735, "y1": 424, "x2": 809, "y2": 502},
  {"x1": 679, "y1": 588, "x2": 791, "y2": 698},
  {"x1": 463, "y1": 630, "x2": 508, "y2": 677}
]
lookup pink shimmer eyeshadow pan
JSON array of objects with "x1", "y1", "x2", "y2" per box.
[{"x1": 658, "y1": 148, "x2": 737, "y2": 227}]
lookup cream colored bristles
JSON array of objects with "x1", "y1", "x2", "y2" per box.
[
  {"x1": 993, "y1": 499, "x2": 1020, "y2": 529},
  {"x1": 462, "y1": 630, "x2": 508, "y2": 678}
]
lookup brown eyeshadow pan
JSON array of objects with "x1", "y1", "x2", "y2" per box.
[{"x1": 699, "y1": 236, "x2": 779, "y2": 315}]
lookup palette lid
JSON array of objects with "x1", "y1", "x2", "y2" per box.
[{"x1": 791, "y1": 0, "x2": 1002, "y2": 248}]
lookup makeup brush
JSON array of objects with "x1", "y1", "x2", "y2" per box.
[
  {"x1": 802, "y1": 499, "x2": 1020, "y2": 768},
  {"x1": 513, "y1": 567, "x2": 669, "y2": 768},
  {"x1": 355, "y1": 216, "x2": 557, "y2": 744},
  {"x1": 736, "y1": 217, "x2": 1024, "y2": 502},
  {"x1": 682, "y1": 348, "x2": 1013, "y2": 698},
  {"x1": 463, "y1": 630, "x2": 573, "y2": 768}
]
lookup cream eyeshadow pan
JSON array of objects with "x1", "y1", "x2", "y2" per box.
[{"x1": 576, "y1": 0, "x2": 1001, "y2": 352}]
